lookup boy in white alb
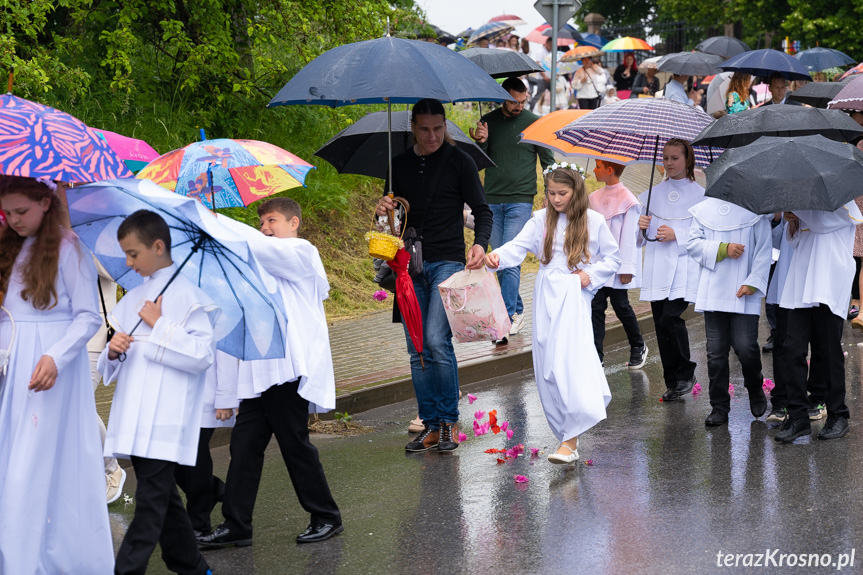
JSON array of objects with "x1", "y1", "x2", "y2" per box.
[
  {"x1": 774, "y1": 203, "x2": 861, "y2": 443},
  {"x1": 199, "y1": 197, "x2": 342, "y2": 548},
  {"x1": 589, "y1": 160, "x2": 647, "y2": 368},
  {"x1": 99, "y1": 210, "x2": 218, "y2": 575},
  {"x1": 686, "y1": 198, "x2": 772, "y2": 426}
]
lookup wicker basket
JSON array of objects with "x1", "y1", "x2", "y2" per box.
[{"x1": 366, "y1": 197, "x2": 409, "y2": 262}]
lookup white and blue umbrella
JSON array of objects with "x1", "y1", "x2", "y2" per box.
[{"x1": 66, "y1": 178, "x2": 286, "y2": 361}]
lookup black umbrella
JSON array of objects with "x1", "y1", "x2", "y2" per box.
[
  {"x1": 695, "y1": 36, "x2": 751, "y2": 59},
  {"x1": 459, "y1": 47, "x2": 544, "y2": 78},
  {"x1": 787, "y1": 78, "x2": 854, "y2": 108},
  {"x1": 656, "y1": 51, "x2": 724, "y2": 76},
  {"x1": 705, "y1": 135, "x2": 863, "y2": 214},
  {"x1": 314, "y1": 110, "x2": 495, "y2": 179},
  {"x1": 692, "y1": 105, "x2": 863, "y2": 148}
]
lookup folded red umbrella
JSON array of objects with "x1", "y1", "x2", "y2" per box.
[{"x1": 387, "y1": 248, "x2": 424, "y2": 367}]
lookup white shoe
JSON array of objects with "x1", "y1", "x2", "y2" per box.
[
  {"x1": 509, "y1": 313, "x2": 525, "y2": 336},
  {"x1": 106, "y1": 467, "x2": 126, "y2": 505},
  {"x1": 547, "y1": 445, "x2": 579, "y2": 464}
]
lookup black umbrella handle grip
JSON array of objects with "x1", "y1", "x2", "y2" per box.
[{"x1": 641, "y1": 229, "x2": 659, "y2": 242}]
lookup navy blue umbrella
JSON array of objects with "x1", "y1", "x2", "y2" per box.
[
  {"x1": 719, "y1": 48, "x2": 811, "y2": 81},
  {"x1": 794, "y1": 47, "x2": 856, "y2": 72}
]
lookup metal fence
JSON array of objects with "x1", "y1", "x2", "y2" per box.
[{"x1": 598, "y1": 20, "x2": 715, "y2": 69}]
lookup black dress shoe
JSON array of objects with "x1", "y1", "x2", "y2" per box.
[
  {"x1": 774, "y1": 418, "x2": 812, "y2": 443},
  {"x1": 761, "y1": 334, "x2": 774, "y2": 353},
  {"x1": 661, "y1": 388, "x2": 680, "y2": 402},
  {"x1": 675, "y1": 378, "x2": 695, "y2": 396},
  {"x1": 818, "y1": 415, "x2": 849, "y2": 440},
  {"x1": 749, "y1": 387, "x2": 768, "y2": 418},
  {"x1": 296, "y1": 522, "x2": 344, "y2": 544},
  {"x1": 197, "y1": 524, "x2": 252, "y2": 548},
  {"x1": 194, "y1": 528, "x2": 213, "y2": 539},
  {"x1": 705, "y1": 409, "x2": 728, "y2": 426}
]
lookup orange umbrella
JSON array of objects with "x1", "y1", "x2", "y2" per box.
[
  {"x1": 519, "y1": 109, "x2": 635, "y2": 162},
  {"x1": 561, "y1": 46, "x2": 603, "y2": 63}
]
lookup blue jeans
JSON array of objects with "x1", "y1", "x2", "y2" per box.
[
  {"x1": 489, "y1": 202, "x2": 533, "y2": 317},
  {"x1": 403, "y1": 260, "x2": 464, "y2": 429}
]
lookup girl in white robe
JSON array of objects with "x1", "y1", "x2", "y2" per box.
[
  {"x1": 487, "y1": 165, "x2": 620, "y2": 464},
  {"x1": 637, "y1": 139, "x2": 705, "y2": 401},
  {"x1": 0, "y1": 177, "x2": 113, "y2": 574}
]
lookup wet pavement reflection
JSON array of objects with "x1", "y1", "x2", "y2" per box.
[{"x1": 130, "y1": 315, "x2": 863, "y2": 574}]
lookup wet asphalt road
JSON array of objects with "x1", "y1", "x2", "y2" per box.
[{"x1": 116, "y1": 315, "x2": 863, "y2": 575}]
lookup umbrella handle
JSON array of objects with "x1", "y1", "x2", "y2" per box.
[{"x1": 641, "y1": 135, "x2": 661, "y2": 243}]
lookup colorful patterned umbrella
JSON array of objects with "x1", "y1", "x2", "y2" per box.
[
  {"x1": 468, "y1": 22, "x2": 514, "y2": 46},
  {"x1": 0, "y1": 94, "x2": 133, "y2": 182},
  {"x1": 137, "y1": 138, "x2": 314, "y2": 209},
  {"x1": 93, "y1": 129, "x2": 160, "y2": 174},
  {"x1": 839, "y1": 63, "x2": 863, "y2": 81},
  {"x1": 525, "y1": 24, "x2": 573, "y2": 46},
  {"x1": 561, "y1": 46, "x2": 604, "y2": 63},
  {"x1": 602, "y1": 37, "x2": 654, "y2": 52}
]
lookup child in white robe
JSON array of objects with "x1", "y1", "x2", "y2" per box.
[
  {"x1": 637, "y1": 139, "x2": 705, "y2": 401},
  {"x1": 199, "y1": 197, "x2": 342, "y2": 548},
  {"x1": 774, "y1": 203, "x2": 861, "y2": 443},
  {"x1": 0, "y1": 176, "x2": 113, "y2": 574},
  {"x1": 686, "y1": 198, "x2": 772, "y2": 426},
  {"x1": 99, "y1": 209, "x2": 218, "y2": 575},
  {"x1": 589, "y1": 160, "x2": 647, "y2": 368},
  {"x1": 487, "y1": 163, "x2": 620, "y2": 464}
]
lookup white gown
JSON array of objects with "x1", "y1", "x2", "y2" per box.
[
  {"x1": 201, "y1": 350, "x2": 239, "y2": 429},
  {"x1": 0, "y1": 233, "x2": 113, "y2": 574},
  {"x1": 493, "y1": 209, "x2": 620, "y2": 440}
]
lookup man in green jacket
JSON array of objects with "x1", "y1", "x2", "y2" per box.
[{"x1": 469, "y1": 77, "x2": 555, "y2": 342}]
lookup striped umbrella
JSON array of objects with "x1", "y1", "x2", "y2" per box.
[
  {"x1": 467, "y1": 22, "x2": 514, "y2": 46},
  {"x1": 137, "y1": 137, "x2": 314, "y2": 209},
  {"x1": 519, "y1": 109, "x2": 635, "y2": 163},
  {"x1": 602, "y1": 37, "x2": 654, "y2": 52}
]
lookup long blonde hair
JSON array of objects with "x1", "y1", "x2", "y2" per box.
[{"x1": 541, "y1": 168, "x2": 590, "y2": 270}]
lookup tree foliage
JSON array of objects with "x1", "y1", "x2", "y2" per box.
[{"x1": 783, "y1": 0, "x2": 863, "y2": 55}]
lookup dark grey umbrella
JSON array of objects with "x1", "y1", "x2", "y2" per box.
[
  {"x1": 692, "y1": 105, "x2": 863, "y2": 148},
  {"x1": 695, "y1": 36, "x2": 751, "y2": 59},
  {"x1": 794, "y1": 47, "x2": 856, "y2": 72},
  {"x1": 656, "y1": 51, "x2": 724, "y2": 76},
  {"x1": 460, "y1": 47, "x2": 543, "y2": 78},
  {"x1": 705, "y1": 135, "x2": 863, "y2": 214},
  {"x1": 787, "y1": 78, "x2": 853, "y2": 108},
  {"x1": 541, "y1": 24, "x2": 584, "y2": 43},
  {"x1": 314, "y1": 110, "x2": 495, "y2": 179}
]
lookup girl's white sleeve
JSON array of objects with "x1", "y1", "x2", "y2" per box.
[
  {"x1": 494, "y1": 216, "x2": 540, "y2": 270},
  {"x1": 44, "y1": 237, "x2": 102, "y2": 372},
  {"x1": 686, "y1": 219, "x2": 721, "y2": 271},
  {"x1": 582, "y1": 218, "x2": 621, "y2": 293}
]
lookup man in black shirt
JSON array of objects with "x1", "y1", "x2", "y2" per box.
[{"x1": 376, "y1": 99, "x2": 492, "y2": 454}]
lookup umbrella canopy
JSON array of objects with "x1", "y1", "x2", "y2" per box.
[
  {"x1": 555, "y1": 98, "x2": 717, "y2": 167},
  {"x1": 794, "y1": 47, "x2": 856, "y2": 72},
  {"x1": 787, "y1": 78, "x2": 853, "y2": 107},
  {"x1": 579, "y1": 33, "x2": 607, "y2": 49},
  {"x1": 840, "y1": 63, "x2": 863, "y2": 80},
  {"x1": 692, "y1": 105, "x2": 863, "y2": 148},
  {"x1": 561, "y1": 46, "x2": 604, "y2": 63},
  {"x1": 705, "y1": 135, "x2": 863, "y2": 214},
  {"x1": 827, "y1": 75, "x2": 863, "y2": 112},
  {"x1": 0, "y1": 94, "x2": 133, "y2": 182},
  {"x1": 93, "y1": 129, "x2": 160, "y2": 174},
  {"x1": 602, "y1": 37, "x2": 654, "y2": 52},
  {"x1": 525, "y1": 24, "x2": 573, "y2": 46},
  {"x1": 459, "y1": 47, "x2": 543, "y2": 78},
  {"x1": 137, "y1": 138, "x2": 315, "y2": 209},
  {"x1": 269, "y1": 37, "x2": 512, "y2": 107},
  {"x1": 387, "y1": 248, "x2": 424, "y2": 361},
  {"x1": 468, "y1": 22, "x2": 514, "y2": 46},
  {"x1": 488, "y1": 14, "x2": 527, "y2": 26},
  {"x1": 705, "y1": 71, "x2": 734, "y2": 115},
  {"x1": 695, "y1": 36, "x2": 751, "y2": 59},
  {"x1": 657, "y1": 52, "x2": 724, "y2": 76},
  {"x1": 541, "y1": 24, "x2": 584, "y2": 44},
  {"x1": 519, "y1": 109, "x2": 635, "y2": 162},
  {"x1": 314, "y1": 110, "x2": 495, "y2": 178},
  {"x1": 719, "y1": 49, "x2": 811, "y2": 81},
  {"x1": 66, "y1": 178, "x2": 287, "y2": 360}
]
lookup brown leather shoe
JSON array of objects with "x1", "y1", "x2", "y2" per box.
[
  {"x1": 405, "y1": 426, "x2": 439, "y2": 452},
  {"x1": 437, "y1": 422, "x2": 460, "y2": 452}
]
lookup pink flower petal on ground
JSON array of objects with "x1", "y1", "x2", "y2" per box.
[
  {"x1": 762, "y1": 378, "x2": 775, "y2": 392},
  {"x1": 467, "y1": 393, "x2": 478, "y2": 404},
  {"x1": 729, "y1": 383, "x2": 734, "y2": 394},
  {"x1": 530, "y1": 447, "x2": 540, "y2": 457},
  {"x1": 474, "y1": 410, "x2": 485, "y2": 420},
  {"x1": 506, "y1": 428, "x2": 514, "y2": 440},
  {"x1": 481, "y1": 422, "x2": 491, "y2": 434},
  {"x1": 458, "y1": 432, "x2": 467, "y2": 442},
  {"x1": 692, "y1": 382, "x2": 702, "y2": 395},
  {"x1": 585, "y1": 459, "x2": 594, "y2": 467},
  {"x1": 514, "y1": 475, "x2": 529, "y2": 483},
  {"x1": 501, "y1": 421, "x2": 509, "y2": 431},
  {"x1": 373, "y1": 290, "x2": 388, "y2": 302}
]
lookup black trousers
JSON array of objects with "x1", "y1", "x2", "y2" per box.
[
  {"x1": 704, "y1": 312, "x2": 762, "y2": 414},
  {"x1": 771, "y1": 307, "x2": 827, "y2": 410},
  {"x1": 785, "y1": 305, "x2": 847, "y2": 422},
  {"x1": 115, "y1": 457, "x2": 209, "y2": 575},
  {"x1": 222, "y1": 379, "x2": 341, "y2": 536},
  {"x1": 591, "y1": 287, "x2": 644, "y2": 362},
  {"x1": 650, "y1": 298, "x2": 697, "y2": 389},
  {"x1": 578, "y1": 97, "x2": 602, "y2": 109},
  {"x1": 175, "y1": 428, "x2": 225, "y2": 532}
]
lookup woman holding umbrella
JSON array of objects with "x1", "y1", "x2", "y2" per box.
[
  {"x1": 613, "y1": 52, "x2": 638, "y2": 95},
  {"x1": 572, "y1": 55, "x2": 608, "y2": 109}
]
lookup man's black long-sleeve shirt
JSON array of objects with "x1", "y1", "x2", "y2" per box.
[{"x1": 386, "y1": 141, "x2": 492, "y2": 263}]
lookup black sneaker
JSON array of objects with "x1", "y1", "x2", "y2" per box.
[
  {"x1": 761, "y1": 333, "x2": 775, "y2": 353},
  {"x1": 492, "y1": 337, "x2": 509, "y2": 345},
  {"x1": 437, "y1": 422, "x2": 460, "y2": 452},
  {"x1": 807, "y1": 403, "x2": 827, "y2": 420},
  {"x1": 774, "y1": 418, "x2": 812, "y2": 443},
  {"x1": 405, "y1": 426, "x2": 439, "y2": 452},
  {"x1": 766, "y1": 407, "x2": 787, "y2": 423},
  {"x1": 818, "y1": 415, "x2": 849, "y2": 440},
  {"x1": 627, "y1": 344, "x2": 648, "y2": 369}
]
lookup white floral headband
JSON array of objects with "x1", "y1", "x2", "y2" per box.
[
  {"x1": 543, "y1": 161, "x2": 586, "y2": 177},
  {"x1": 36, "y1": 176, "x2": 58, "y2": 193}
]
